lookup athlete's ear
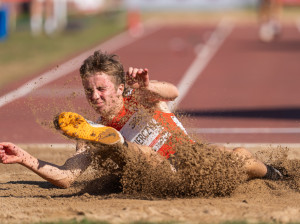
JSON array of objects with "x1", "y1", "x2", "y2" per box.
[{"x1": 117, "y1": 84, "x2": 124, "y2": 96}]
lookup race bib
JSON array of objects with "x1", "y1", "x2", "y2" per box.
[{"x1": 119, "y1": 110, "x2": 169, "y2": 151}]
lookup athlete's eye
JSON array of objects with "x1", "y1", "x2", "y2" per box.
[
  {"x1": 85, "y1": 89, "x2": 93, "y2": 95},
  {"x1": 97, "y1": 87, "x2": 106, "y2": 92}
]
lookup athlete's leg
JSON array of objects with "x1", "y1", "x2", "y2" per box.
[
  {"x1": 258, "y1": 0, "x2": 282, "y2": 42},
  {"x1": 30, "y1": 0, "x2": 44, "y2": 36},
  {"x1": 258, "y1": 0, "x2": 272, "y2": 23},
  {"x1": 54, "y1": 112, "x2": 125, "y2": 145},
  {"x1": 270, "y1": 0, "x2": 282, "y2": 21},
  {"x1": 44, "y1": 0, "x2": 57, "y2": 35},
  {"x1": 217, "y1": 145, "x2": 283, "y2": 180},
  {"x1": 231, "y1": 147, "x2": 267, "y2": 179}
]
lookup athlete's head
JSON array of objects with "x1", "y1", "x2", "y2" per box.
[
  {"x1": 80, "y1": 51, "x2": 125, "y2": 117},
  {"x1": 80, "y1": 50, "x2": 125, "y2": 88}
]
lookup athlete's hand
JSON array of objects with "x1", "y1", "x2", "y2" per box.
[
  {"x1": 126, "y1": 67, "x2": 150, "y2": 89},
  {"x1": 0, "y1": 142, "x2": 25, "y2": 164}
]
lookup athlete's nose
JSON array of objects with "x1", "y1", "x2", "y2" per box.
[{"x1": 91, "y1": 90, "x2": 100, "y2": 100}]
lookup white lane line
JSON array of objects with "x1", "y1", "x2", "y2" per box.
[
  {"x1": 0, "y1": 24, "x2": 162, "y2": 109},
  {"x1": 188, "y1": 127, "x2": 300, "y2": 134},
  {"x1": 168, "y1": 18, "x2": 235, "y2": 111}
]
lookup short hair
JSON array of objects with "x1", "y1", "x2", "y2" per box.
[{"x1": 79, "y1": 50, "x2": 125, "y2": 86}]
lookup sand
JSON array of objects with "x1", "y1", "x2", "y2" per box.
[{"x1": 0, "y1": 144, "x2": 299, "y2": 224}]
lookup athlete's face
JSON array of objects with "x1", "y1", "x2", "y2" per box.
[{"x1": 82, "y1": 72, "x2": 124, "y2": 117}]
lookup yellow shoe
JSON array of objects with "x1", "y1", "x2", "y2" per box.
[{"x1": 54, "y1": 112, "x2": 124, "y2": 145}]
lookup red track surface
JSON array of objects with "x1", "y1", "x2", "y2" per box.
[{"x1": 1, "y1": 23, "x2": 300, "y2": 144}]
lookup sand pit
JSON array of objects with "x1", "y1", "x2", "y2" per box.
[{"x1": 0, "y1": 144, "x2": 299, "y2": 224}]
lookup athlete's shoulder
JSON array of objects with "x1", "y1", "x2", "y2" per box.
[{"x1": 156, "y1": 101, "x2": 172, "y2": 113}]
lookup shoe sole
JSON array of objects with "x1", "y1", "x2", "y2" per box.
[{"x1": 54, "y1": 112, "x2": 123, "y2": 145}]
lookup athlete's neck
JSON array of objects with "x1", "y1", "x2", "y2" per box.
[{"x1": 100, "y1": 99, "x2": 124, "y2": 125}]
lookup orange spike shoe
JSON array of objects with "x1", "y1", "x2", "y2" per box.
[{"x1": 54, "y1": 112, "x2": 124, "y2": 145}]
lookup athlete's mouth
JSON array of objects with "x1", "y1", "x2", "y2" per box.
[{"x1": 91, "y1": 101, "x2": 104, "y2": 107}]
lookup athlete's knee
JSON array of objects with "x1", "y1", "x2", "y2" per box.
[{"x1": 232, "y1": 147, "x2": 253, "y2": 158}]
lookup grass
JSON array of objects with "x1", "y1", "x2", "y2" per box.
[{"x1": 0, "y1": 10, "x2": 127, "y2": 89}]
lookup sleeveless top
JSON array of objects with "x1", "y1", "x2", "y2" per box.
[{"x1": 103, "y1": 90, "x2": 190, "y2": 159}]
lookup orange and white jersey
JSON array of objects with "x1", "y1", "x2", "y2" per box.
[{"x1": 103, "y1": 90, "x2": 190, "y2": 159}]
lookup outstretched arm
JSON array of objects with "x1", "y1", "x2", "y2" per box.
[
  {"x1": 126, "y1": 67, "x2": 179, "y2": 104},
  {"x1": 0, "y1": 142, "x2": 92, "y2": 188}
]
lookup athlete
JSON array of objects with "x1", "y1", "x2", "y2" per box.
[
  {"x1": 0, "y1": 51, "x2": 283, "y2": 189},
  {"x1": 258, "y1": 0, "x2": 282, "y2": 42}
]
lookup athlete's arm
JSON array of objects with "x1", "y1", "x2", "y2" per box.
[
  {"x1": 0, "y1": 142, "x2": 92, "y2": 188},
  {"x1": 126, "y1": 67, "x2": 179, "y2": 103}
]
